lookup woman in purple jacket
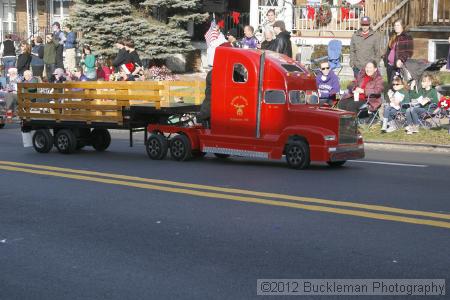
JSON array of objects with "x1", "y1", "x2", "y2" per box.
[{"x1": 316, "y1": 61, "x2": 340, "y2": 106}]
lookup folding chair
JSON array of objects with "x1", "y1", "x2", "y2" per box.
[
  {"x1": 296, "y1": 45, "x2": 314, "y2": 68},
  {"x1": 357, "y1": 94, "x2": 384, "y2": 128},
  {"x1": 310, "y1": 40, "x2": 343, "y2": 75},
  {"x1": 418, "y1": 103, "x2": 441, "y2": 129}
]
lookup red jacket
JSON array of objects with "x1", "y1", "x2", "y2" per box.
[{"x1": 355, "y1": 69, "x2": 384, "y2": 111}]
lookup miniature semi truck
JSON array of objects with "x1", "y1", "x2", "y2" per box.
[
  {"x1": 18, "y1": 47, "x2": 363, "y2": 169},
  {"x1": 146, "y1": 47, "x2": 364, "y2": 169}
]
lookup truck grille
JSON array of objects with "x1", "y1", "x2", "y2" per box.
[{"x1": 339, "y1": 116, "x2": 357, "y2": 144}]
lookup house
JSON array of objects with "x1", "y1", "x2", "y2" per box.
[{"x1": 0, "y1": 0, "x2": 74, "y2": 42}]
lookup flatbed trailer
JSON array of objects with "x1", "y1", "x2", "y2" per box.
[{"x1": 18, "y1": 80, "x2": 204, "y2": 153}]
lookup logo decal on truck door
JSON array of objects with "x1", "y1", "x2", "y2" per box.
[{"x1": 231, "y1": 96, "x2": 248, "y2": 117}]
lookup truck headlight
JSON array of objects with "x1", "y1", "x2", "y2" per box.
[{"x1": 324, "y1": 135, "x2": 336, "y2": 141}]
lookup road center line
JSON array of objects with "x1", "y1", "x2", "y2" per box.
[
  {"x1": 0, "y1": 165, "x2": 450, "y2": 229},
  {"x1": 0, "y1": 160, "x2": 448, "y2": 221},
  {"x1": 348, "y1": 160, "x2": 428, "y2": 168}
]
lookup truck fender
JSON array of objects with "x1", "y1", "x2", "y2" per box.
[
  {"x1": 280, "y1": 126, "x2": 336, "y2": 148},
  {"x1": 176, "y1": 130, "x2": 200, "y2": 151}
]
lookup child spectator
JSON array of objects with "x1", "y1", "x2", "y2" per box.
[
  {"x1": 405, "y1": 72, "x2": 439, "y2": 134},
  {"x1": 381, "y1": 76, "x2": 409, "y2": 133},
  {"x1": 316, "y1": 61, "x2": 340, "y2": 106},
  {"x1": 81, "y1": 45, "x2": 96, "y2": 80}
]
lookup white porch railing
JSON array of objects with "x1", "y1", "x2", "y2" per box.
[
  {"x1": 293, "y1": 5, "x2": 365, "y2": 34},
  {"x1": 255, "y1": 3, "x2": 365, "y2": 35}
]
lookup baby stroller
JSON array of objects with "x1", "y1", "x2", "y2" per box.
[{"x1": 400, "y1": 58, "x2": 447, "y2": 88}]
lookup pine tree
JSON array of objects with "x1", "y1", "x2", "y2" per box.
[{"x1": 70, "y1": 0, "x2": 206, "y2": 60}]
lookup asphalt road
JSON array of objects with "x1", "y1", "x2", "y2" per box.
[{"x1": 0, "y1": 124, "x2": 449, "y2": 299}]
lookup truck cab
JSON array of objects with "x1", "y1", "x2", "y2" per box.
[{"x1": 148, "y1": 47, "x2": 364, "y2": 169}]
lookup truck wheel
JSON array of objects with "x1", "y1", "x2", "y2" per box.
[
  {"x1": 91, "y1": 129, "x2": 111, "y2": 152},
  {"x1": 214, "y1": 153, "x2": 230, "y2": 159},
  {"x1": 285, "y1": 141, "x2": 310, "y2": 169},
  {"x1": 327, "y1": 161, "x2": 346, "y2": 167},
  {"x1": 32, "y1": 129, "x2": 53, "y2": 153},
  {"x1": 170, "y1": 135, "x2": 192, "y2": 161},
  {"x1": 146, "y1": 134, "x2": 168, "y2": 160},
  {"x1": 55, "y1": 129, "x2": 77, "y2": 154},
  {"x1": 0, "y1": 123, "x2": 5, "y2": 129}
]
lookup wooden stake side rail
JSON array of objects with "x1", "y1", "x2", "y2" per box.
[{"x1": 17, "y1": 80, "x2": 206, "y2": 125}]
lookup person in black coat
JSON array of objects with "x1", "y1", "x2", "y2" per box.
[
  {"x1": 112, "y1": 39, "x2": 130, "y2": 72},
  {"x1": 17, "y1": 41, "x2": 32, "y2": 76},
  {"x1": 272, "y1": 20, "x2": 292, "y2": 57}
]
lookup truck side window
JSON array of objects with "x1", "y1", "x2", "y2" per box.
[
  {"x1": 232, "y1": 64, "x2": 248, "y2": 83},
  {"x1": 289, "y1": 90, "x2": 306, "y2": 104},
  {"x1": 264, "y1": 90, "x2": 286, "y2": 104}
]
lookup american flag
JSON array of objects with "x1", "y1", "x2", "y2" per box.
[{"x1": 204, "y1": 19, "x2": 219, "y2": 47}]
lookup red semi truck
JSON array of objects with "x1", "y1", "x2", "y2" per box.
[{"x1": 146, "y1": 47, "x2": 364, "y2": 169}]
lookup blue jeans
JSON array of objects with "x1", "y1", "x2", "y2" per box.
[
  {"x1": 383, "y1": 105, "x2": 399, "y2": 121},
  {"x1": 406, "y1": 107, "x2": 427, "y2": 125},
  {"x1": 3, "y1": 57, "x2": 16, "y2": 76}
]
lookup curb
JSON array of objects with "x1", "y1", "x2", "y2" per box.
[{"x1": 364, "y1": 141, "x2": 450, "y2": 153}]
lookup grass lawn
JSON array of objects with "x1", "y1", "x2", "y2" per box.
[{"x1": 360, "y1": 123, "x2": 450, "y2": 146}]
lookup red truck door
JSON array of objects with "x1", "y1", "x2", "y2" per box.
[{"x1": 218, "y1": 52, "x2": 259, "y2": 137}]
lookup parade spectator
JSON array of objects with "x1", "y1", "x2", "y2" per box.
[
  {"x1": 384, "y1": 19, "x2": 413, "y2": 81},
  {"x1": 22, "y1": 70, "x2": 38, "y2": 102},
  {"x1": 241, "y1": 25, "x2": 258, "y2": 49},
  {"x1": 52, "y1": 22, "x2": 66, "y2": 69},
  {"x1": 4, "y1": 68, "x2": 20, "y2": 118},
  {"x1": 72, "y1": 66, "x2": 88, "y2": 82},
  {"x1": 338, "y1": 60, "x2": 383, "y2": 113},
  {"x1": 30, "y1": 36, "x2": 44, "y2": 78},
  {"x1": 43, "y1": 34, "x2": 57, "y2": 81},
  {"x1": 81, "y1": 45, "x2": 97, "y2": 80},
  {"x1": 1, "y1": 34, "x2": 16, "y2": 77},
  {"x1": 124, "y1": 39, "x2": 143, "y2": 75},
  {"x1": 349, "y1": 16, "x2": 382, "y2": 78},
  {"x1": 63, "y1": 24, "x2": 77, "y2": 72},
  {"x1": 16, "y1": 41, "x2": 32, "y2": 76},
  {"x1": 272, "y1": 20, "x2": 292, "y2": 57},
  {"x1": 405, "y1": 73, "x2": 439, "y2": 134},
  {"x1": 261, "y1": 29, "x2": 275, "y2": 50},
  {"x1": 381, "y1": 76, "x2": 409, "y2": 133},
  {"x1": 264, "y1": 9, "x2": 277, "y2": 32},
  {"x1": 112, "y1": 39, "x2": 130, "y2": 72},
  {"x1": 316, "y1": 61, "x2": 340, "y2": 106},
  {"x1": 223, "y1": 28, "x2": 242, "y2": 48},
  {"x1": 51, "y1": 68, "x2": 67, "y2": 83}
]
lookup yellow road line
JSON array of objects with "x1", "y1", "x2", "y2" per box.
[
  {"x1": 0, "y1": 165, "x2": 450, "y2": 229},
  {"x1": 0, "y1": 160, "x2": 448, "y2": 221}
]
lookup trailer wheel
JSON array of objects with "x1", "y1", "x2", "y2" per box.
[
  {"x1": 170, "y1": 134, "x2": 192, "y2": 161},
  {"x1": 32, "y1": 129, "x2": 53, "y2": 153},
  {"x1": 214, "y1": 153, "x2": 230, "y2": 159},
  {"x1": 285, "y1": 141, "x2": 310, "y2": 169},
  {"x1": 91, "y1": 129, "x2": 111, "y2": 152},
  {"x1": 146, "y1": 134, "x2": 168, "y2": 160},
  {"x1": 327, "y1": 161, "x2": 346, "y2": 167},
  {"x1": 55, "y1": 129, "x2": 77, "y2": 154}
]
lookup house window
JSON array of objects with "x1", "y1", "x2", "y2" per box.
[
  {"x1": 51, "y1": 0, "x2": 72, "y2": 24},
  {"x1": 1, "y1": 0, "x2": 16, "y2": 35},
  {"x1": 428, "y1": 39, "x2": 450, "y2": 62}
]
